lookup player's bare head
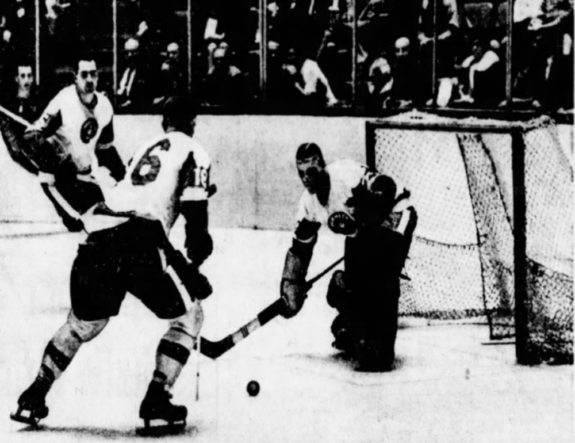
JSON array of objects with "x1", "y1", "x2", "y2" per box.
[
  {"x1": 162, "y1": 96, "x2": 197, "y2": 135},
  {"x1": 75, "y1": 53, "x2": 98, "y2": 95},
  {"x1": 15, "y1": 63, "x2": 33, "y2": 96},
  {"x1": 296, "y1": 143, "x2": 327, "y2": 194}
]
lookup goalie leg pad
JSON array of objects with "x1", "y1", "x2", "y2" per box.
[{"x1": 326, "y1": 270, "x2": 350, "y2": 310}]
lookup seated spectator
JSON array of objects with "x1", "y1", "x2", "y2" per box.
[
  {"x1": 153, "y1": 42, "x2": 187, "y2": 109},
  {"x1": 268, "y1": 48, "x2": 338, "y2": 109},
  {"x1": 0, "y1": 5, "x2": 15, "y2": 85},
  {"x1": 203, "y1": 1, "x2": 259, "y2": 74},
  {"x1": 200, "y1": 43, "x2": 244, "y2": 106},
  {"x1": 43, "y1": 0, "x2": 78, "y2": 68},
  {"x1": 359, "y1": 57, "x2": 393, "y2": 110},
  {"x1": 389, "y1": 36, "x2": 417, "y2": 107},
  {"x1": 454, "y1": 38, "x2": 502, "y2": 106},
  {"x1": 417, "y1": 0, "x2": 461, "y2": 101},
  {"x1": 117, "y1": 38, "x2": 152, "y2": 112},
  {"x1": 297, "y1": 57, "x2": 339, "y2": 106}
]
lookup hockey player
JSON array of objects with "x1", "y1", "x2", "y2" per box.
[
  {"x1": 11, "y1": 97, "x2": 214, "y2": 435},
  {"x1": 280, "y1": 143, "x2": 417, "y2": 372},
  {"x1": 22, "y1": 53, "x2": 125, "y2": 231}
]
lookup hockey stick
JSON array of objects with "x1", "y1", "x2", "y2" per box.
[
  {"x1": 0, "y1": 104, "x2": 86, "y2": 232},
  {"x1": 0, "y1": 103, "x2": 32, "y2": 128},
  {"x1": 195, "y1": 256, "x2": 345, "y2": 360},
  {"x1": 154, "y1": 225, "x2": 344, "y2": 359}
]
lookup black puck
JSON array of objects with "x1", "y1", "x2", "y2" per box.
[{"x1": 247, "y1": 380, "x2": 260, "y2": 397}]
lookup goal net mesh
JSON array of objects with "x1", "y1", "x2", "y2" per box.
[{"x1": 369, "y1": 112, "x2": 573, "y2": 363}]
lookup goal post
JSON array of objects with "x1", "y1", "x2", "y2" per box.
[{"x1": 366, "y1": 112, "x2": 573, "y2": 365}]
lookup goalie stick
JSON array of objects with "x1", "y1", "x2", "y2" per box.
[
  {"x1": 196, "y1": 256, "x2": 345, "y2": 359},
  {"x1": 153, "y1": 224, "x2": 344, "y2": 359}
]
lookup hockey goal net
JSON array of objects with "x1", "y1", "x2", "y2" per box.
[{"x1": 367, "y1": 112, "x2": 573, "y2": 365}]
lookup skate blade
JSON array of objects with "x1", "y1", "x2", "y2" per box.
[
  {"x1": 10, "y1": 410, "x2": 41, "y2": 428},
  {"x1": 136, "y1": 419, "x2": 186, "y2": 437}
]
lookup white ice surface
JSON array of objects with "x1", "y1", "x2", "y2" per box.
[{"x1": 0, "y1": 227, "x2": 572, "y2": 443}]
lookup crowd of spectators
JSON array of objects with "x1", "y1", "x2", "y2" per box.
[{"x1": 0, "y1": 0, "x2": 572, "y2": 115}]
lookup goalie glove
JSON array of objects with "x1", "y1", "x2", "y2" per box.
[{"x1": 346, "y1": 174, "x2": 397, "y2": 227}]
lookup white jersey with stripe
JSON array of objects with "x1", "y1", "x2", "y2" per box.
[
  {"x1": 32, "y1": 85, "x2": 114, "y2": 172},
  {"x1": 103, "y1": 131, "x2": 211, "y2": 231},
  {"x1": 296, "y1": 159, "x2": 366, "y2": 237},
  {"x1": 295, "y1": 159, "x2": 410, "y2": 238}
]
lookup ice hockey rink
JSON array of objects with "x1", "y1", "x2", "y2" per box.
[
  {"x1": 0, "y1": 224, "x2": 572, "y2": 443},
  {"x1": 0, "y1": 114, "x2": 573, "y2": 443}
]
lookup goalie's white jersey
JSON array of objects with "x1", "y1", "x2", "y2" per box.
[
  {"x1": 33, "y1": 85, "x2": 114, "y2": 172},
  {"x1": 103, "y1": 131, "x2": 211, "y2": 230},
  {"x1": 296, "y1": 159, "x2": 367, "y2": 237}
]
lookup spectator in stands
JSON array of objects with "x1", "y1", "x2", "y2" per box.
[
  {"x1": 117, "y1": 38, "x2": 152, "y2": 113},
  {"x1": 43, "y1": 0, "x2": 78, "y2": 68},
  {"x1": 0, "y1": 61, "x2": 43, "y2": 175},
  {"x1": 360, "y1": 56, "x2": 393, "y2": 110},
  {"x1": 513, "y1": 0, "x2": 574, "y2": 110},
  {"x1": 0, "y1": 6, "x2": 16, "y2": 86},
  {"x1": 547, "y1": 6, "x2": 574, "y2": 110},
  {"x1": 201, "y1": 42, "x2": 244, "y2": 106},
  {"x1": 204, "y1": 1, "x2": 259, "y2": 75},
  {"x1": 417, "y1": 0, "x2": 461, "y2": 103},
  {"x1": 389, "y1": 36, "x2": 417, "y2": 107},
  {"x1": 153, "y1": 42, "x2": 187, "y2": 109},
  {"x1": 4, "y1": 62, "x2": 43, "y2": 123},
  {"x1": 454, "y1": 38, "x2": 502, "y2": 106}
]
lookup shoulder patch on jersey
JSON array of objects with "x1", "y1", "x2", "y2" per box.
[
  {"x1": 80, "y1": 118, "x2": 99, "y2": 144},
  {"x1": 328, "y1": 212, "x2": 358, "y2": 236}
]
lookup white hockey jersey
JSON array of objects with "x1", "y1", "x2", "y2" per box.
[
  {"x1": 296, "y1": 159, "x2": 367, "y2": 237},
  {"x1": 33, "y1": 85, "x2": 114, "y2": 172},
  {"x1": 102, "y1": 131, "x2": 211, "y2": 231},
  {"x1": 295, "y1": 159, "x2": 411, "y2": 238}
]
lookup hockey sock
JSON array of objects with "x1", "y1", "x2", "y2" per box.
[
  {"x1": 153, "y1": 327, "x2": 196, "y2": 390},
  {"x1": 36, "y1": 322, "x2": 83, "y2": 388}
]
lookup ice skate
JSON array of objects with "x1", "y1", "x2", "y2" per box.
[
  {"x1": 10, "y1": 378, "x2": 50, "y2": 427},
  {"x1": 136, "y1": 381, "x2": 187, "y2": 436},
  {"x1": 354, "y1": 338, "x2": 394, "y2": 373}
]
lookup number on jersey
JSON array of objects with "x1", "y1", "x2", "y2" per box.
[
  {"x1": 131, "y1": 139, "x2": 171, "y2": 185},
  {"x1": 180, "y1": 152, "x2": 210, "y2": 190}
]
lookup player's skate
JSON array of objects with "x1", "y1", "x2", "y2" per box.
[
  {"x1": 10, "y1": 378, "x2": 50, "y2": 427},
  {"x1": 137, "y1": 381, "x2": 187, "y2": 436}
]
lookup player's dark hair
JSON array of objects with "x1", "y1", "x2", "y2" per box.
[
  {"x1": 14, "y1": 60, "x2": 33, "y2": 74},
  {"x1": 162, "y1": 96, "x2": 197, "y2": 130},
  {"x1": 296, "y1": 143, "x2": 325, "y2": 166},
  {"x1": 75, "y1": 52, "x2": 98, "y2": 72}
]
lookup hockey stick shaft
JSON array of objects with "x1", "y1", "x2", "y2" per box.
[
  {"x1": 0, "y1": 106, "x2": 87, "y2": 232},
  {"x1": 0, "y1": 104, "x2": 34, "y2": 128},
  {"x1": 197, "y1": 256, "x2": 345, "y2": 359}
]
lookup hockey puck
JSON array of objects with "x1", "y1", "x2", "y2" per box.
[{"x1": 247, "y1": 381, "x2": 260, "y2": 397}]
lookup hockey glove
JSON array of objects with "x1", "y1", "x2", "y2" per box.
[
  {"x1": 280, "y1": 278, "x2": 307, "y2": 319},
  {"x1": 185, "y1": 231, "x2": 213, "y2": 268},
  {"x1": 96, "y1": 146, "x2": 126, "y2": 182},
  {"x1": 181, "y1": 264, "x2": 213, "y2": 301},
  {"x1": 23, "y1": 130, "x2": 75, "y2": 175}
]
